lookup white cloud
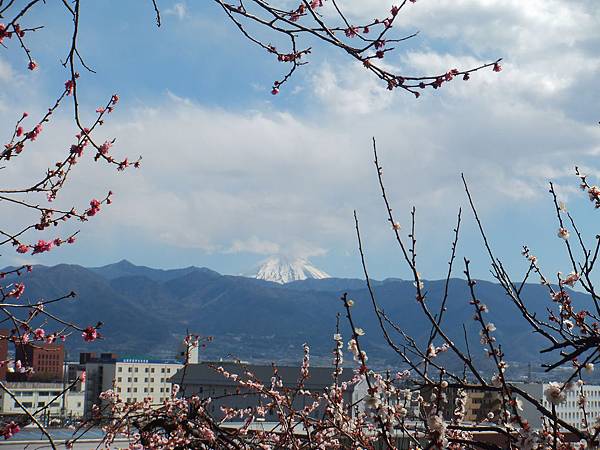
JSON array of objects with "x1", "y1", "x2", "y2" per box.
[
  {"x1": 165, "y1": 2, "x2": 188, "y2": 20},
  {"x1": 312, "y1": 62, "x2": 394, "y2": 115},
  {"x1": 226, "y1": 237, "x2": 281, "y2": 255},
  {"x1": 2, "y1": 0, "x2": 600, "y2": 278}
]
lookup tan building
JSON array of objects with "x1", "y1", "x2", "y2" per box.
[
  {"x1": 422, "y1": 385, "x2": 502, "y2": 423},
  {"x1": 83, "y1": 353, "x2": 182, "y2": 418}
]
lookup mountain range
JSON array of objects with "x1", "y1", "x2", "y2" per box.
[{"x1": 1, "y1": 259, "x2": 590, "y2": 379}]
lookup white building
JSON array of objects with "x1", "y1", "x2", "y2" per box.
[
  {"x1": 0, "y1": 381, "x2": 85, "y2": 419},
  {"x1": 516, "y1": 381, "x2": 600, "y2": 429},
  {"x1": 84, "y1": 355, "x2": 183, "y2": 417}
]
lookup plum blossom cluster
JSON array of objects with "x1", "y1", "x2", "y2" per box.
[
  {"x1": 215, "y1": 0, "x2": 502, "y2": 96},
  {"x1": 94, "y1": 332, "x2": 430, "y2": 449},
  {"x1": 0, "y1": 1, "x2": 143, "y2": 442}
]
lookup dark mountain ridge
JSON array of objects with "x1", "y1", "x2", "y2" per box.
[{"x1": 1, "y1": 260, "x2": 587, "y2": 376}]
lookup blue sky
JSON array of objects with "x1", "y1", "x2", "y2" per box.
[{"x1": 2, "y1": 0, "x2": 600, "y2": 282}]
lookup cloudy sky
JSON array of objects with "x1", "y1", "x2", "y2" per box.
[{"x1": 1, "y1": 0, "x2": 600, "y2": 281}]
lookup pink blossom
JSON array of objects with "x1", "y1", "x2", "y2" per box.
[
  {"x1": 87, "y1": 199, "x2": 101, "y2": 217},
  {"x1": 33, "y1": 328, "x2": 45, "y2": 340},
  {"x1": 27, "y1": 124, "x2": 42, "y2": 141},
  {"x1": 2, "y1": 421, "x2": 20, "y2": 440},
  {"x1": 82, "y1": 326, "x2": 99, "y2": 342},
  {"x1": 99, "y1": 141, "x2": 112, "y2": 155},
  {"x1": 32, "y1": 239, "x2": 53, "y2": 254},
  {"x1": 344, "y1": 27, "x2": 359, "y2": 38},
  {"x1": 65, "y1": 79, "x2": 75, "y2": 95},
  {"x1": 562, "y1": 272, "x2": 580, "y2": 287},
  {"x1": 8, "y1": 283, "x2": 25, "y2": 299},
  {"x1": 16, "y1": 244, "x2": 28, "y2": 254},
  {"x1": 70, "y1": 144, "x2": 84, "y2": 157}
]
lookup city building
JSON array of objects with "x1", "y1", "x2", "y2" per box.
[
  {"x1": 423, "y1": 381, "x2": 600, "y2": 431},
  {"x1": 0, "y1": 381, "x2": 85, "y2": 419},
  {"x1": 516, "y1": 381, "x2": 600, "y2": 429},
  {"x1": 0, "y1": 330, "x2": 8, "y2": 380},
  {"x1": 423, "y1": 385, "x2": 503, "y2": 423},
  {"x1": 10, "y1": 342, "x2": 65, "y2": 382},
  {"x1": 169, "y1": 361, "x2": 367, "y2": 420},
  {"x1": 83, "y1": 352, "x2": 183, "y2": 418}
]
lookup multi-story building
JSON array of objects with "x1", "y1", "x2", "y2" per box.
[
  {"x1": 0, "y1": 381, "x2": 85, "y2": 419},
  {"x1": 0, "y1": 330, "x2": 8, "y2": 380},
  {"x1": 423, "y1": 381, "x2": 600, "y2": 431},
  {"x1": 11, "y1": 342, "x2": 65, "y2": 382},
  {"x1": 170, "y1": 361, "x2": 367, "y2": 420},
  {"x1": 516, "y1": 381, "x2": 600, "y2": 429},
  {"x1": 83, "y1": 353, "x2": 183, "y2": 418}
]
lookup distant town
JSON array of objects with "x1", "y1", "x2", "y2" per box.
[{"x1": 0, "y1": 332, "x2": 597, "y2": 448}]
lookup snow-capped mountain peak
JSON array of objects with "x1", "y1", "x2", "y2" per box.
[{"x1": 245, "y1": 255, "x2": 330, "y2": 284}]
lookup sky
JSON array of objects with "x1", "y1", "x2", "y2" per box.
[{"x1": 1, "y1": 0, "x2": 600, "y2": 282}]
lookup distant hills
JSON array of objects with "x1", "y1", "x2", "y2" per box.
[{"x1": 2, "y1": 260, "x2": 590, "y2": 378}]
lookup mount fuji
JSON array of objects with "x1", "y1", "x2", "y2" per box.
[{"x1": 244, "y1": 255, "x2": 331, "y2": 284}]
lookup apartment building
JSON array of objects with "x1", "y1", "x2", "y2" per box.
[{"x1": 83, "y1": 353, "x2": 182, "y2": 417}]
